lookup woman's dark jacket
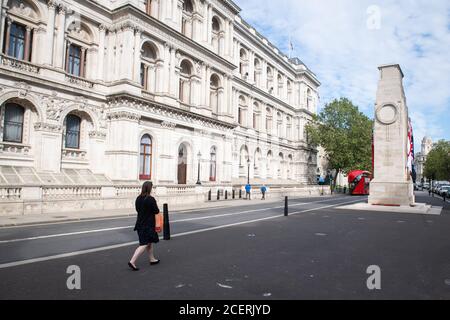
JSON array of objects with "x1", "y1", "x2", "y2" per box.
[{"x1": 134, "y1": 195, "x2": 160, "y2": 231}]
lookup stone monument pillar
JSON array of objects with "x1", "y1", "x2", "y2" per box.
[{"x1": 368, "y1": 64, "x2": 415, "y2": 206}]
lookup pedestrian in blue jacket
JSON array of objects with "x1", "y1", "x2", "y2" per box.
[
  {"x1": 261, "y1": 185, "x2": 267, "y2": 200},
  {"x1": 245, "y1": 184, "x2": 251, "y2": 200}
]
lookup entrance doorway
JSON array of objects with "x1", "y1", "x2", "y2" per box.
[{"x1": 177, "y1": 144, "x2": 188, "y2": 184}]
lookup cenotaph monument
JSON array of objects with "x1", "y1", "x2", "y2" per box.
[{"x1": 368, "y1": 64, "x2": 415, "y2": 206}]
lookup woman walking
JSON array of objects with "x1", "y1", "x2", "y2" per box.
[{"x1": 128, "y1": 181, "x2": 161, "y2": 271}]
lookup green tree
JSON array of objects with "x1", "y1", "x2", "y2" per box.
[
  {"x1": 424, "y1": 140, "x2": 450, "y2": 181},
  {"x1": 306, "y1": 98, "x2": 373, "y2": 186}
]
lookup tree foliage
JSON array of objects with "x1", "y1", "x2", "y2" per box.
[
  {"x1": 306, "y1": 98, "x2": 373, "y2": 177},
  {"x1": 424, "y1": 140, "x2": 450, "y2": 181}
]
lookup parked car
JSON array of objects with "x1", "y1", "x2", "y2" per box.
[
  {"x1": 440, "y1": 186, "x2": 450, "y2": 197},
  {"x1": 438, "y1": 185, "x2": 450, "y2": 196}
]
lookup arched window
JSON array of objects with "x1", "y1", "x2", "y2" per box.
[
  {"x1": 139, "y1": 134, "x2": 153, "y2": 180},
  {"x1": 210, "y1": 74, "x2": 220, "y2": 114},
  {"x1": 2, "y1": 103, "x2": 24, "y2": 143},
  {"x1": 141, "y1": 42, "x2": 158, "y2": 92},
  {"x1": 179, "y1": 60, "x2": 193, "y2": 103},
  {"x1": 307, "y1": 88, "x2": 313, "y2": 110},
  {"x1": 277, "y1": 74, "x2": 283, "y2": 96},
  {"x1": 254, "y1": 58, "x2": 261, "y2": 86},
  {"x1": 6, "y1": 22, "x2": 25, "y2": 60},
  {"x1": 238, "y1": 95, "x2": 247, "y2": 126},
  {"x1": 66, "y1": 44, "x2": 85, "y2": 77},
  {"x1": 182, "y1": 0, "x2": 194, "y2": 38},
  {"x1": 253, "y1": 102, "x2": 260, "y2": 130},
  {"x1": 277, "y1": 112, "x2": 282, "y2": 137},
  {"x1": 65, "y1": 114, "x2": 81, "y2": 149},
  {"x1": 239, "y1": 48, "x2": 248, "y2": 77},
  {"x1": 209, "y1": 146, "x2": 217, "y2": 182},
  {"x1": 266, "y1": 150, "x2": 273, "y2": 177},
  {"x1": 287, "y1": 80, "x2": 293, "y2": 104},
  {"x1": 266, "y1": 66, "x2": 273, "y2": 91},
  {"x1": 286, "y1": 116, "x2": 292, "y2": 139},
  {"x1": 265, "y1": 107, "x2": 272, "y2": 133},
  {"x1": 211, "y1": 16, "x2": 222, "y2": 54},
  {"x1": 177, "y1": 143, "x2": 188, "y2": 184}
]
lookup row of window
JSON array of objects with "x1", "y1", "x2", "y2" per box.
[
  {"x1": 2, "y1": 103, "x2": 81, "y2": 149},
  {"x1": 140, "y1": 135, "x2": 218, "y2": 183},
  {"x1": 3, "y1": 21, "x2": 87, "y2": 78}
]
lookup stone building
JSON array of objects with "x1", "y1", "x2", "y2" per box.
[
  {"x1": 0, "y1": 0, "x2": 321, "y2": 215},
  {"x1": 414, "y1": 136, "x2": 433, "y2": 183}
]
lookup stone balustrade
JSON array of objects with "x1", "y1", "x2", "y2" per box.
[
  {"x1": 0, "y1": 54, "x2": 40, "y2": 74},
  {"x1": 62, "y1": 148, "x2": 87, "y2": 160},
  {"x1": 0, "y1": 142, "x2": 31, "y2": 155},
  {"x1": 0, "y1": 187, "x2": 22, "y2": 200},
  {"x1": 42, "y1": 186, "x2": 102, "y2": 200}
]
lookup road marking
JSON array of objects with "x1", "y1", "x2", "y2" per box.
[
  {"x1": 0, "y1": 197, "x2": 348, "y2": 244},
  {"x1": 0, "y1": 198, "x2": 364, "y2": 269}
]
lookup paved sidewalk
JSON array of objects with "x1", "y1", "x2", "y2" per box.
[{"x1": 0, "y1": 194, "x2": 324, "y2": 227}]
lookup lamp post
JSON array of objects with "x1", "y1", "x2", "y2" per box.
[
  {"x1": 247, "y1": 157, "x2": 251, "y2": 185},
  {"x1": 196, "y1": 151, "x2": 202, "y2": 185}
]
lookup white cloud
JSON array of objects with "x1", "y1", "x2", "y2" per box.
[{"x1": 236, "y1": 0, "x2": 450, "y2": 148}]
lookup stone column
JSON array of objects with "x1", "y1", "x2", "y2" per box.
[
  {"x1": 0, "y1": 8, "x2": 6, "y2": 54},
  {"x1": 163, "y1": 43, "x2": 171, "y2": 94},
  {"x1": 218, "y1": 31, "x2": 225, "y2": 56},
  {"x1": 155, "y1": 61, "x2": 164, "y2": 93},
  {"x1": 23, "y1": 26, "x2": 32, "y2": 61},
  {"x1": 86, "y1": 47, "x2": 97, "y2": 79},
  {"x1": 169, "y1": 46, "x2": 177, "y2": 97},
  {"x1": 217, "y1": 87, "x2": 224, "y2": 114},
  {"x1": 4, "y1": 17, "x2": 11, "y2": 55},
  {"x1": 192, "y1": 13, "x2": 201, "y2": 42},
  {"x1": 54, "y1": 5, "x2": 66, "y2": 68},
  {"x1": 121, "y1": 24, "x2": 135, "y2": 80},
  {"x1": 205, "y1": 64, "x2": 211, "y2": 107},
  {"x1": 133, "y1": 28, "x2": 142, "y2": 83},
  {"x1": 207, "y1": 4, "x2": 213, "y2": 44},
  {"x1": 97, "y1": 25, "x2": 106, "y2": 81},
  {"x1": 79, "y1": 47, "x2": 86, "y2": 77},
  {"x1": 45, "y1": 0, "x2": 57, "y2": 65}
]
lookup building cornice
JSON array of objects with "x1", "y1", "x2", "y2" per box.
[{"x1": 107, "y1": 93, "x2": 237, "y2": 132}]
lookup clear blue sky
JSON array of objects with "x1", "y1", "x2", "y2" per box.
[{"x1": 235, "y1": 0, "x2": 450, "y2": 151}]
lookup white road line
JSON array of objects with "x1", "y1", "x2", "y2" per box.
[
  {"x1": 0, "y1": 198, "x2": 364, "y2": 269},
  {"x1": 0, "y1": 197, "x2": 346, "y2": 244}
]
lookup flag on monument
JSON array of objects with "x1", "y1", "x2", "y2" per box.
[{"x1": 407, "y1": 117, "x2": 414, "y2": 179}]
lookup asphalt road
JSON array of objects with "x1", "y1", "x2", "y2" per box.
[{"x1": 0, "y1": 193, "x2": 449, "y2": 300}]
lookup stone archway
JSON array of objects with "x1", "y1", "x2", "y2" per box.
[{"x1": 177, "y1": 143, "x2": 188, "y2": 184}]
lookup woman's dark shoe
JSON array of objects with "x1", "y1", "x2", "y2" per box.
[
  {"x1": 150, "y1": 260, "x2": 160, "y2": 265},
  {"x1": 128, "y1": 262, "x2": 139, "y2": 271}
]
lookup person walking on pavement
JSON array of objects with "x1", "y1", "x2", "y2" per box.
[
  {"x1": 245, "y1": 183, "x2": 251, "y2": 200},
  {"x1": 128, "y1": 181, "x2": 161, "y2": 271},
  {"x1": 261, "y1": 185, "x2": 267, "y2": 200}
]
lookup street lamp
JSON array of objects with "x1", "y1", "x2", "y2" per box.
[
  {"x1": 196, "y1": 151, "x2": 202, "y2": 185},
  {"x1": 247, "y1": 157, "x2": 251, "y2": 185}
]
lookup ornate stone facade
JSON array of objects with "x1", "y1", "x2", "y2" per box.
[{"x1": 0, "y1": 0, "x2": 320, "y2": 192}]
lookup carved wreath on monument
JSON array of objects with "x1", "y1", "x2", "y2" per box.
[{"x1": 375, "y1": 103, "x2": 398, "y2": 125}]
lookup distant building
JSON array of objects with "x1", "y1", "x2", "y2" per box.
[{"x1": 414, "y1": 137, "x2": 433, "y2": 183}]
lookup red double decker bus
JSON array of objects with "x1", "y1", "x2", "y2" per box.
[{"x1": 348, "y1": 170, "x2": 372, "y2": 195}]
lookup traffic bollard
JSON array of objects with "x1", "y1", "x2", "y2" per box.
[
  {"x1": 163, "y1": 203, "x2": 171, "y2": 240},
  {"x1": 217, "y1": 190, "x2": 220, "y2": 200},
  {"x1": 225, "y1": 190, "x2": 228, "y2": 200},
  {"x1": 232, "y1": 189, "x2": 235, "y2": 199},
  {"x1": 284, "y1": 196, "x2": 288, "y2": 216},
  {"x1": 208, "y1": 190, "x2": 211, "y2": 201},
  {"x1": 239, "y1": 189, "x2": 242, "y2": 199}
]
